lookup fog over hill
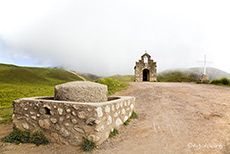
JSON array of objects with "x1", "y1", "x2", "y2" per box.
[
  {"x1": 1, "y1": 1, "x2": 230, "y2": 76},
  {"x1": 159, "y1": 67, "x2": 230, "y2": 80}
]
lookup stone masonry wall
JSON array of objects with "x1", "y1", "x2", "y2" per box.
[
  {"x1": 134, "y1": 53, "x2": 157, "y2": 82},
  {"x1": 12, "y1": 96, "x2": 135, "y2": 146}
]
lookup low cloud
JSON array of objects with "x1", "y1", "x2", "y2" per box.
[{"x1": 0, "y1": 0, "x2": 230, "y2": 75}]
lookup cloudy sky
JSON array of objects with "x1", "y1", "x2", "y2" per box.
[{"x1": 0, "y1": 0, "x2": 230, "y2": 76}]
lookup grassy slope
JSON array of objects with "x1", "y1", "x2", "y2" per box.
[
  {"x1": 157, "y1": 71, "x2": 197, "y2": 82},
  {"x1": 0, "y1": 64, "x2": 84, "y2": 85},
  {"x1": 83, "y1": 73, "x2": 102, "y2": 81},
  {"x1": 96, "y1": 75, "x2": 133, "y2": 95},
  {"x1": 95, "y1": 77, "x2": 129, "y2": 95},
  {"x1": 0, "y1": 63, "x2": 133, "y2": 124},
  {"x1": 160, "y1": 67, "x2": 230, "y2": 81},
  {"x1": 0, "y1": 63, "x2": 86, "y2": 124},
  {"x1": 109, "y1": 75, "x2": 134, "y2": 82},
  {"x1": 158, "y1": 68, "x2": 230, "y2": 83}
]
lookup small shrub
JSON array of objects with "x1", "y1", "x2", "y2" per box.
[
  {"x1": 130, "y1": 111, "x2": 138, "y2": 119},
  {"x1": 210, "y1": 79, "x2": 218, "y2": 84},
  {"x1": 123, "y1": 118, "x2": 130, "y2": 126},
  {"x1": 82, "y1": 139, "x2": 96, "y2": 151},
  {"x1": 211, "y1": 78, "x2": 230, "y2": 86},
  {"x1": 220, "y1": 78, "x2": 230, "y2": 85},
  {"x1": 30, "y1": 130, "x2": 49, "y2": 146},
  {"x1": 109, "y1": 129, "x2": 119, "y2": 138},
  {"x1": 4, "y1": 128, "x2": 30, "y2": 144},
  {"x1": 4, "y1": 129, "x2": 49, "y2": 146},
  {"x1": 123, "y1": 112, "x2": 138, "y2": 126}
]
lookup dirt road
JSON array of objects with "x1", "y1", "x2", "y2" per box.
[{"x1": 0, "y1": 82, "x2": 230, "y2": 154}]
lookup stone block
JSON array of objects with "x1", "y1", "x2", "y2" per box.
[{"x1": 54, "y1": 81, "x2": 108, "y2": 102}]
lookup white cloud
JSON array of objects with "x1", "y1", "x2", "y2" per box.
[{"x1": 0, "y1": 0, "x2": 230, "y2": 75}]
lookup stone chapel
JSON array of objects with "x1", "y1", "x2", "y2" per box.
[{"x1": 134, "y1": 53, "x2": 157, "y2": 82}]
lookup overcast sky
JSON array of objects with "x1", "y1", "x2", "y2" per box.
[{"x1": 0, "y1": 0, "x2": 230, "y2": 76}]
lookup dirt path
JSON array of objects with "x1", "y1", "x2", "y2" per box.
[{"x1": 0, "y1": 82, "x2": 230, "y2": 154}]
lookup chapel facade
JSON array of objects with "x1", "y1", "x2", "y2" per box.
[{"x1": 134, "y1": 53, "x2": 157, "y2": 82}]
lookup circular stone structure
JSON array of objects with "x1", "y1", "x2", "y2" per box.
[{"x1": 54, "y1": 81, "x2": 108, "y2": 102}]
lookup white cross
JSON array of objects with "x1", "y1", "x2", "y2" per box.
[{"x1": 197, "y1": 54, "x2": 213, "y2": 75}]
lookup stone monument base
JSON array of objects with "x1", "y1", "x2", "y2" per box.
[
  {"x1": 198, "y1": 74, "x2": 210, "y2": 83},
  {"x1": 12, "y1": 96, "x2": 135, "y2": 146}
]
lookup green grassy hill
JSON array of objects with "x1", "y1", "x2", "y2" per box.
[
  {"x1": 95, "y1": 77, "x2": 129, "y2": 95},
  {"x1": 83, "y1": 73, "x2": 102, "y2": 81},
  {"x1": 0, "y1": 63, "x2": 85, "y2": 85},
  {"x1": 0, "y1": 63, "x2": 87, "y2": 123},
  {"x1": 157, "y1": 71, "x2": 197, "y2": 82},
  {"x1": 109, "y1": 75, "x2": 134, "y2": 82},
  {"x1": 159, "y1": 67, "x2": 230, "y2": 81},
  {"x1": 158, "y1": 67, "x2": 230, "y2": 82}
]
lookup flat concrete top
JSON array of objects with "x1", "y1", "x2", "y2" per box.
[
  {"x1": 17, "y1": 96, "x2": 135, "y2": 106},
  {"x1": 55, "y1": 81, "x2": 107, "y2": 88}
]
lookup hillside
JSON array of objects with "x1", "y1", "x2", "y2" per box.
[
  {"x1": 83, "y1": 73, "x2": 102, "y2": 81},
  {"x1": 159, "y1": 67, "x2": 230, "y2": 81},
  {"x1": 109, "y1": 75, "x2": 134, "y2": 82},
  {"x1": 0, "y1": 63, "x2": 89, "y2": 123},
  {"x1": 0, "y1": 63, "x2": 87, "y2": 109},
  {"x1": 0, "y1": 63, "x2": 87, "y2": 85},
  {"x1": 157, "y1": 71, "x2": 197, "y2": 82}
]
